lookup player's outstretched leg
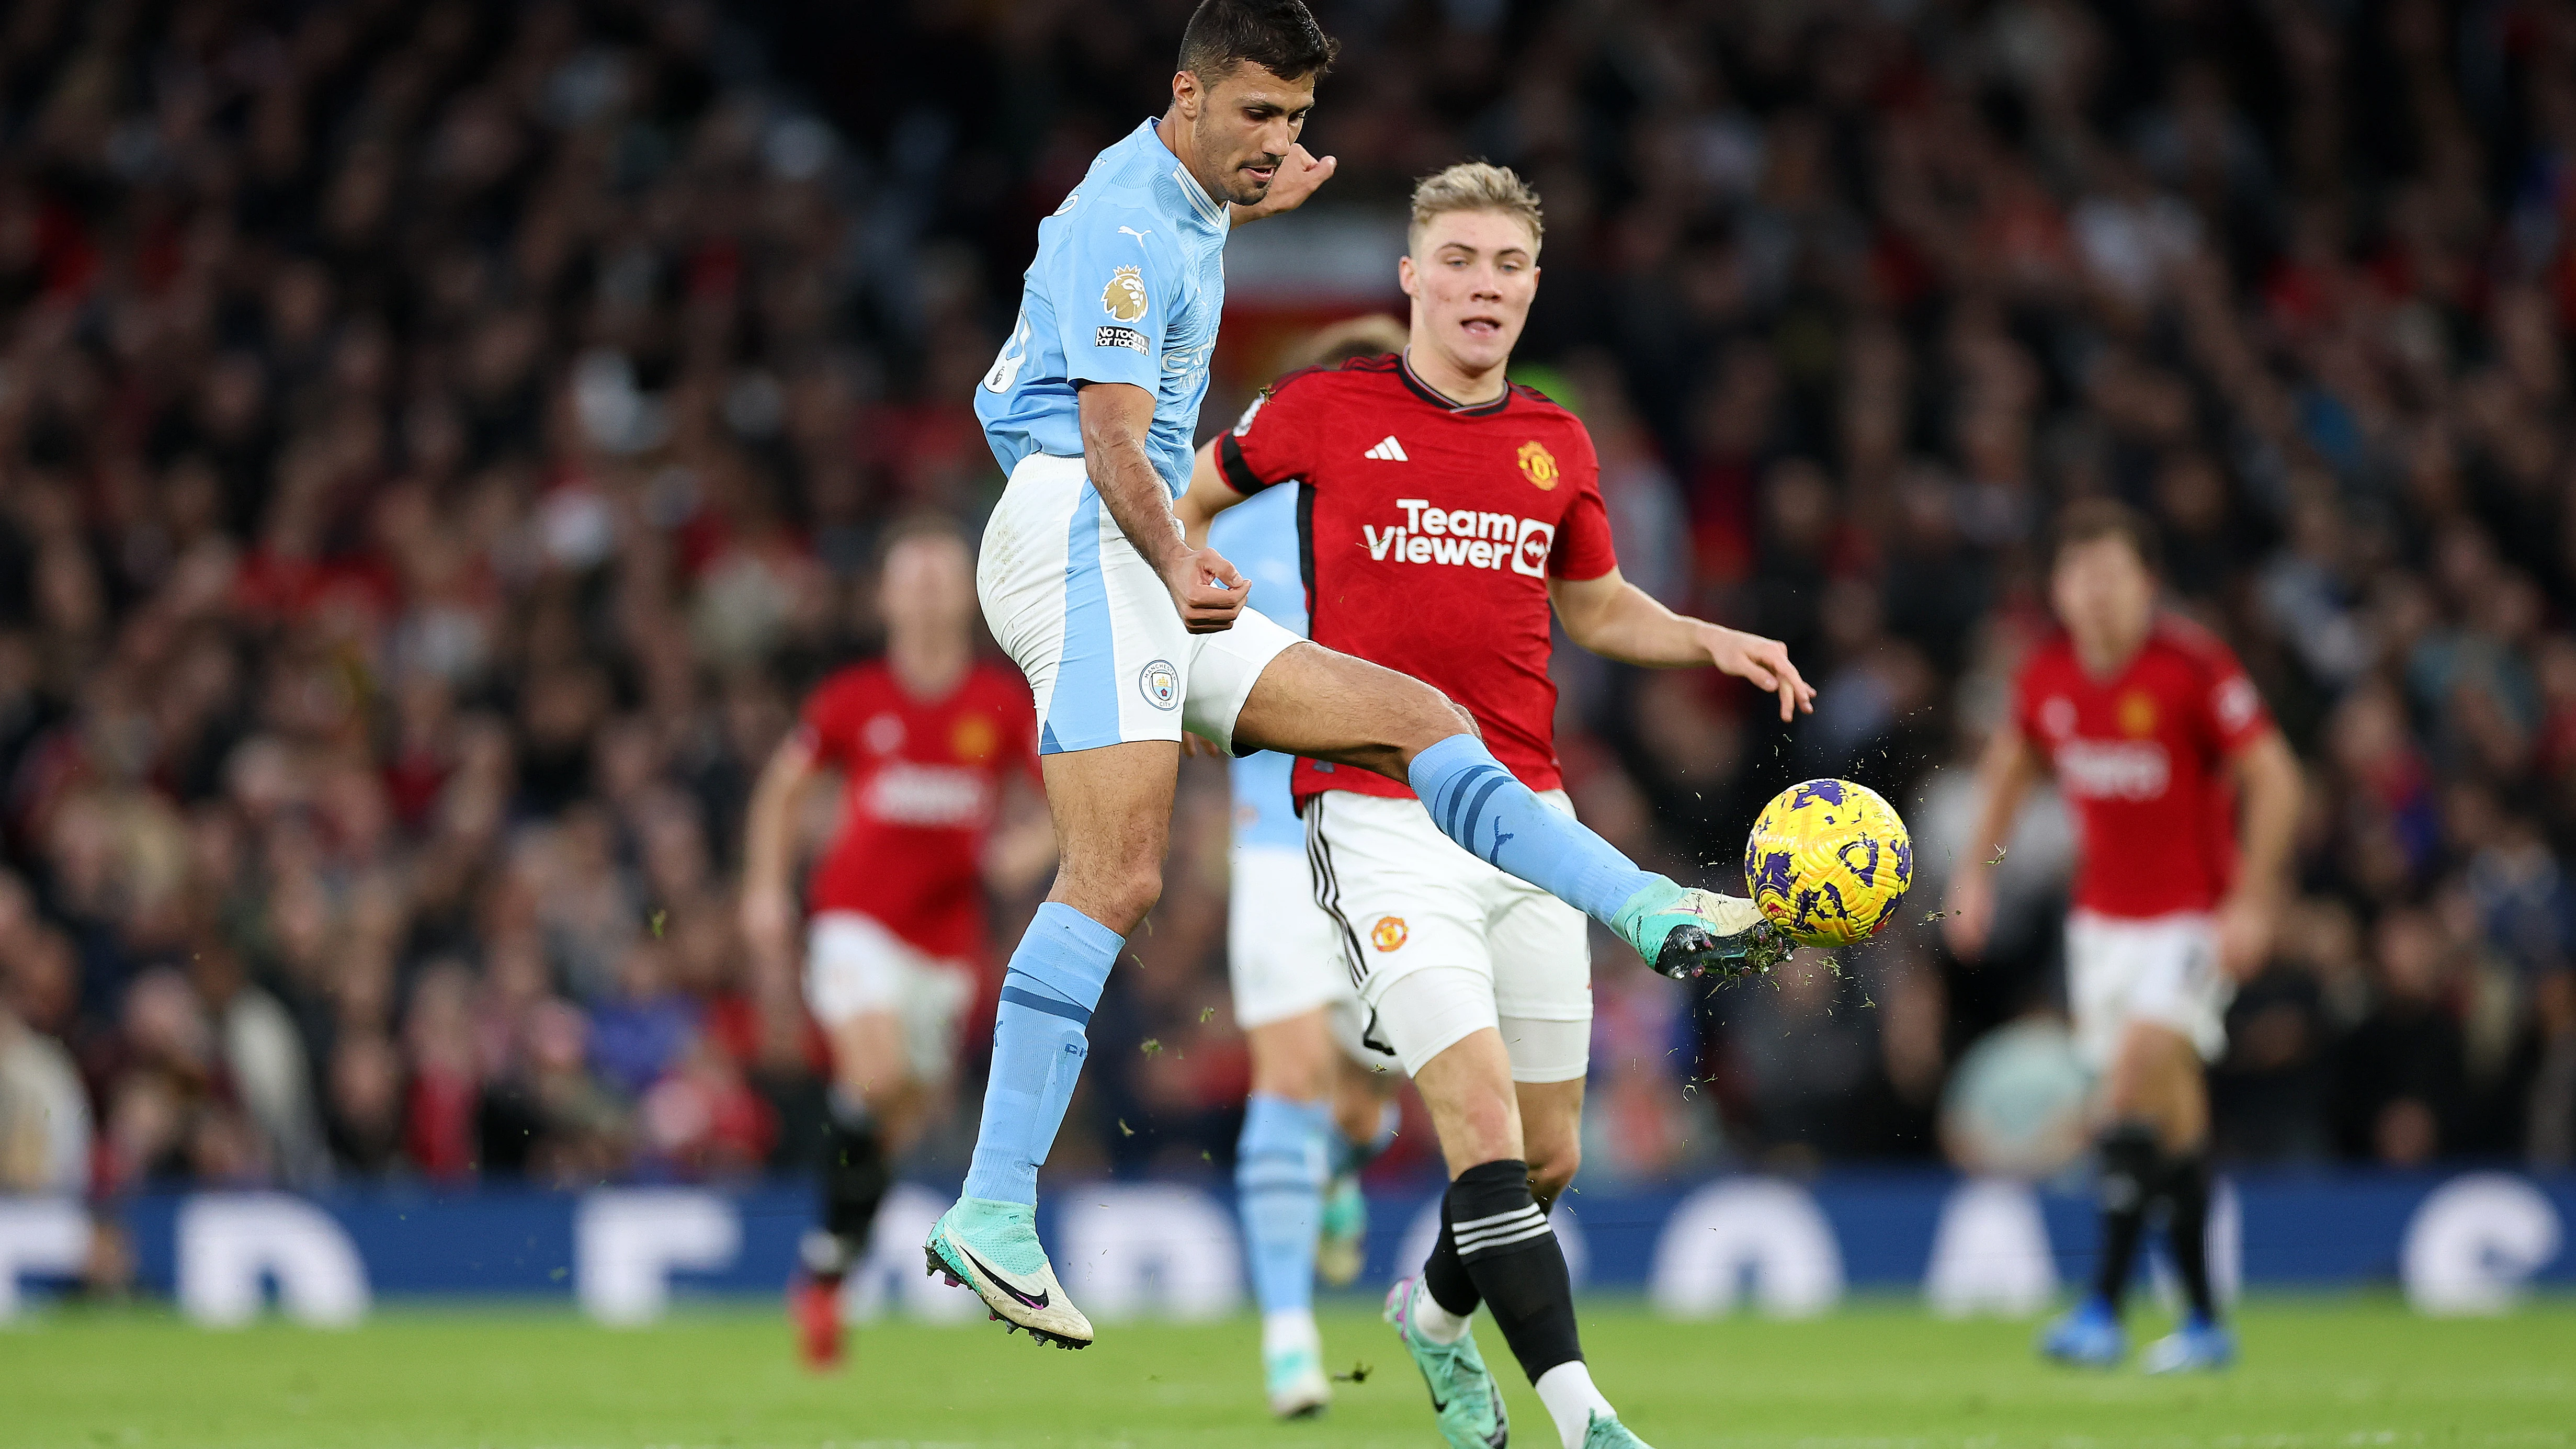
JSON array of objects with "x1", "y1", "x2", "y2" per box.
[
  {"x1": 925, "y1": 902, "x2": 1118, "y2": 1349},
  {"x1": 1233, "y1": 647, "x2": 1788, "y2": 980},
  {"x1": 1406, "y1": 735, "x2": 1783, "y2": 981},
  {"x1": 1237, "y1": 1092, "x2": 1334, "y2": 1416}
]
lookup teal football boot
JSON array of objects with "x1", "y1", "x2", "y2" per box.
[
  {"x1": 924, "y1": 1197, "x2": 1093, "y2": 1349},
  {"x1": 1385, "y1": 1276, "x2": 1507, "y2": 1448},
  {"x1": 1584, "y1": 1411, "x2": 1656, "y2": 1448},
  {"x1": 1315, "y1": 1173, "x2": 1367, "y2": 1287},
  {"x1": 1611, "y1": 879, "x2": 1790, "y2": 981}
]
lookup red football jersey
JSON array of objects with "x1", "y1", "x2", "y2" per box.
[
  {"x1": 1218, "y1": 353, "x2": 1619, "y2": 801},
  {"x1": 799, "y1": 660, "x2": 1038, "y2": 963},
  {"x1": 2011, "y1": 616, "x2": 2274, "y2": 918}
]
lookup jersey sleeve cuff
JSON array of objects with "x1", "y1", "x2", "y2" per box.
[{"x1": 1217, "y1": 434, "x2": 1272, "y2": 494}]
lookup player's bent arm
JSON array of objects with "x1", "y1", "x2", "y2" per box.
[
  {"x1": 741, "y1": 734, "x2": 820, "y2": 963},
  {"x1": 1175, "y1": 439, "x2": 1252, "y2": 549},
  {"x1": 2228, "y1": 729, "x2": 2301, "y2": 889},
  {"x1": 1548, "y1": 569, "x2": 1815, "y2": 720},
  {"x1": 1228, "y1": 144, "x2": 1335, "y2": 227},
  {"x1": 2218, "y1": 728, "x2": 2302, "y2": 977},
  {"x1": 1941, "y1": 726, "x2": 2045, "y2": 961},
  {"x1": 1076, "y1": 382, "x2": 1247, "y2": 633}
]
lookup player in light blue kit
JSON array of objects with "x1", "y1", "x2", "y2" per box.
[
  {"x1": 927, "y1": 0, "x2": 1806, "y2": 1354},
  {"x1": 1211, "y1": 317, "x2": 1411, "y2": 1418}
]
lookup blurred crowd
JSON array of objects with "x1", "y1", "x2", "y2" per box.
[{"x1": 3, "y1": 0, "x2": 2576, "y2": 1206}]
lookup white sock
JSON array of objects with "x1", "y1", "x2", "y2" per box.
[
  {"x1": 1410, "y1": 1280, "x2": 1472, "y2": 1345},
  {"x1": 1534, "y1": 1361, "x2": 1615, "y2": 1448},
  {"x1": 1262, "y1": 1308, "x2": 1320, "y2": 1361}
]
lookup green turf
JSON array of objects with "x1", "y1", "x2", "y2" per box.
[{"x1": 3, "y1": 1296, "x2": 2570, "y2": 1448}]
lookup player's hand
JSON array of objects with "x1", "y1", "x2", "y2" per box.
[
  {"x1": 1941, "y1": 868, "x2": 1994, "y2": 962},
  {"x1": 2216, "y1": 886, "x2": 2280, "y2": 981},
  {"x1": 741, "y1": 883, "x2": 797, "y2": 966},
  {"x1": 1231, "y1": 144, "x2": 1336, "y2": 224},
  {"x1": 1704, "y1": 626, "x2": 1815, "y2": 722},
  {"x1": 1162, "y1": 544, "x2": 1247, "y2": 633},
  {"x1": 1181, "y1": 731, "x2": 1224, "y2": 757}
]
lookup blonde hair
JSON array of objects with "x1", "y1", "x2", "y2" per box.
[{"x1": 1408, "y1": 162, "x2": 1544, "y2": 255}]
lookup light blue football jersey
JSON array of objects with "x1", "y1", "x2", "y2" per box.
[
  {"x1": 1212, "y1": 484, "x2": 1308, "y2": 852},
  {"x1": 975, "y1": 118, "x2": 1231, "y2": 496}
]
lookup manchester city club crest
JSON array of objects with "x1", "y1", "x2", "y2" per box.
[{"x1": 1139, "y1": 659, "x2": 1179, "y2": 710}]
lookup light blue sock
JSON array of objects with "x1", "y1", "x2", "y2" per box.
[
  {"x1": 960, "y1": 903, "x2": 1122, "y2": 1205},
  {"x1": 1329, "y1": 1098, "x2": 1401, "y2": 1179},
  {"x1": 1406, "y1": 734, "x2": 1661, "y2": 922},
  {"x1": 1236, "y1": 1093, "x2": 1331, "y2": 1315}
]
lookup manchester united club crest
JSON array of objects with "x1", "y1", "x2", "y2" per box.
[
  {"x1": 951, "y1": 713, "x2": 998, "y2": 762},
  {"x1": 1517, "y1": 439, "x2": 1559, "y2": 490},
  {"x1": 1101, "y1": 265, "x2": 1149, "y2": 322},
  {"x1": 1370, "y1": 915, "x2": 1409, "y2": 952},
  {"x1": 2118, "y1": 690, "x2": 2158, "y2": 737}
]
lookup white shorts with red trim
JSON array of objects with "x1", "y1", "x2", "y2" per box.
[
  {"x1": 803, "y1": 911, "x2": 977, "y2": 1087},
  {"x1": 1304, "y1": 788, "x2": 1591, "y2": 1083},
  {"x1": 2064, "y1": 908, "x2": 2232, "y2": 1069}
]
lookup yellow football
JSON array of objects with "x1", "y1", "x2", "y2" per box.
[{"x1": 1742, "y1": 778, "x2": 1913, "y2": 946}]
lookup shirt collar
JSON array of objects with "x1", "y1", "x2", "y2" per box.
[
  {"x1": 1398, "y1": 350, "x2": 1513, "y2": 417},
  {"x1": 1142, "y1": 118, "x2": 1230, "y2": 231}
]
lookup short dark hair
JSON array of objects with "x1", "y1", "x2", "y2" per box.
[
  {"x1": 1177, "y1": 0, "x2": 1338, "y2": 85},
  {"x1": 2051, "y1": 497, "x2": 2161, "y2": 574}
]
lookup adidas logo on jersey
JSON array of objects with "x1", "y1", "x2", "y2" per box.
[{"x1": 1363, "y1": 435, "x2": 1410, "y2": 461}]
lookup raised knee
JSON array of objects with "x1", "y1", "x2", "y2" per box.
[
  {"x1": 1527, "y1": 1145, "x2": 1580, "y2": 1206},
  {"x1": 1099, "y1": 864, "x2": 1163, "y2": 932}
]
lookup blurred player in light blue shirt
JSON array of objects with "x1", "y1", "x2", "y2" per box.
[{"x1": 1209, "y1": 315, "x2": 1409, "y2": 1421}]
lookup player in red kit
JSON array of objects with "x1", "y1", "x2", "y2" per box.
[
  {"x1": 1179, "y1": 162, "x2": 1809, "y2": 1449},
  {"x1": 1944, "y1": 500, "x2": 2300, "y2": 1374},
  {"x1": 742, "y1": 519, "x2": 1050, "y2": 1371}
]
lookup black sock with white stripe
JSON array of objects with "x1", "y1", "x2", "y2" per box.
[{"x1": 1446, "y1": 1159, "x2": 1584, "y2": 1383}]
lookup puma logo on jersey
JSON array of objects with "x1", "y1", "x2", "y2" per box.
[{"x1": 1363, "y1": 435, "x2": 1410, "y2": 461}]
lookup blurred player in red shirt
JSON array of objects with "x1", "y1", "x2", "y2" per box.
[
  {"x1": 1179, "y1": 162, "x2": 1809, "y2": 1449},
  {"x1": 1945, "y1": 500, "x2": 2300, "y2": 1374},
  {"x1": 741, "y1": 519, "x2": 1050, "y2": 1371}
]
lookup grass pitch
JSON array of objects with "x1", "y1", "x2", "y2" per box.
[{"x1": 4, "y1": 1296, "x2": 2570, "y2": 1448}]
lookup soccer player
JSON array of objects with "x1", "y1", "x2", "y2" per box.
[
  {"x1": 1943, "y1": 501, "x2": 2300, "y2": 1373},
  {"x1": 1210, "y1": 314, "x2": 1411, "y2": 1419},
  {"x1": 1176, "y1": 163, "x2": 1814, "y2": 1449},
  {"x1": 937, "y1": 0, "x2": 1785, "y2": 1355},
  {"x1": 741, "y1": 520, "x2": 1049, "y2": 1371}
]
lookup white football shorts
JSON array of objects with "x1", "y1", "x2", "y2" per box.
[
  {"x1": 978, "y1": 451, "x2": 1301, "y2": 755},
  {"x1": 804, "y1": 911, "x2": 978, "y2": 1087},
  {"x1": 1306, "y1": 788, "x2": 1592, "y2": 1083},
  {"x1": 2064, "y1": 909, "x2": 2232, "y2": 1069},
  {"x1": 1228, "y1": 843, "x2": 1399, "y2": 1072}
]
